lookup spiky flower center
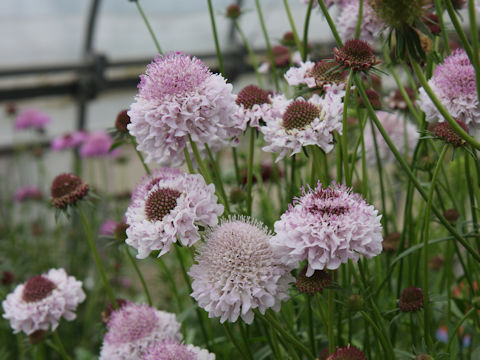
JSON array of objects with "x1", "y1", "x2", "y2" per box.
[
  {"x1": 398, "y1": 286, "x2": 424, "y2": 312},
  {"x1": 327, "y1": 345, "x2": 367, "y2": 360},
  {"x1": 115, "y1": 109, "x2": 131, "y2": 133},
  {"x1": 22, "y1": 275, "x2": 56, "y2": 302},
  {"x1": 282, "y1": 100, "x2": 320, "y2": 131},
  {"x1": 272, "y1": 46, "x2": 291, "y2": 67},
  {"x1": 145, "y1": 188, "x2": 181, "y2": 222},
  {"x1": 236, "y1": 85, "x2": 271, "y2": 109},
  {"x1": 433, "y1": 120, "x2": 469, "y2": 147},
  {"x1": 296, "y1": 266, "x2": 332, "y2": 295},
  {"x1": 334, "y1": 39, "x2": 377, "y2": 70},
  {"x1": 309, "y1": 61, "x2": 346, "y2": 87}
]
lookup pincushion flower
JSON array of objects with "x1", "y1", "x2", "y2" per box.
[
  {"x1": 13, "y1": 186, "x2": 43, "y2": 202},
  {"x1": 284, "y1": 61, "x2": 346, "y2": 91},
  {"x1": 125, "y1": 168, "x2": 223, "y2": 258},
  {"x1": 260, "y1": 91, "x2": 344, "y2": 161},
  {"x1": 235, "y1": 85, "x2": 274, "y2": 128},
  {"x1": 99, "y1": 303, "x2": 181, "y2": 360},
  {"x1": 363, "y1": 111, "x2": 419, "y2": 166},
  {"x1": 51, "y1": 131, "x2": 88, "y2": 151},
  {"x1": 100, "y1": 220, "x2": 117, "y2": 236},
  {"x1": 418, "y1": 49, "x2": 480, "y2": 129},
  {"x1": 128, "y1": 52, "x2": 245, "y2": 167},
  {"x1": 143, "y1": 340, "x2": 215, "y2": 360},
  {"x1": 189, "y1": 216, "x2": 294, "y2": 324},
  {"x1": 337, "y1": 0, "x2": 384, "y2": 42},
  {"x1": 2, "y1": 268, "x2": 85, "y2": 335},
  {"x1": 79, "y1": 131, "x2": 118, "y2": 158},
  {"x1": 14, "y1": 109, "x2": 50, "y2": 131},
  {"x1": 271, "y1": 182, "x2": 383, "y2": 275}
]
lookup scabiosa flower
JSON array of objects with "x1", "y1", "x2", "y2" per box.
[
  {"x1": 296, "y1": 265, "x2": 332, "y2": 295},
  {"x1": 100, "y1": 220, "x2": 117, "y2": 236},
  {"x1": 115, "y1": 109, "x2": 131, "y2": 133},
  {"x1": 225, "y1": 4, "x2": 242, "y2": 20},
  {"x1": 363, "y1": 111, "x2": 419, "y2": 166},
  {"x1": 334, "y1": 39, "x2": 379, "y2": 71},
  {"x1": 337, "y1": 0, "x2": 384, "y2": 42},
  {"x1": 79, "y1": 131, "x2": 119, "y2": 158},
  {"x1": 125, "y1": 168, "x2": 223, "y2": 258},
  {"x1": 418, "y1": 49, "x2": 479, "y2": 128},
  {"x1": 271, "y1": 182, "x2": 383, "y2": 275},
  {"x1": 51, "y1": 173, "x2": 89, "y2": 209},
  {"x1": 101, "y1": 299, "x2": 130, "y2": 325},
  {"x1": 51, "y1": 131, "x2": 88, "y2": 151},
  {"x1": 128, "y1": 52, "x2": 245, "y2": 167},
  {"x1": 284, "y1": 61, "x2": 346, "y2": 91},
  {"x1": 189, "y1": 216, "x2": 294, "y2": 324},
  {"x1": 99, "y1": 303, "x2": 181, "y2": 360},
  {"x1": 13, "y1": 186, "x2": 43, "y2": 202},
  {"x1": 2, "y1": 268, "x2": 85, "y2": 335},
  {"x1": 14, "y1": 109, "x2": 50, "y2": 131},
  {"x1": 261, "y1": 91, "x2": 344, "y2": 161},
  {"x1": 398, "y1": 286, "x2": 424, "y2": 312},
  {"x1": 143, "y1": 340, "x2": 215, "y2": 360},
  {"x1": 431, "y1": 119, "x2": 469, "y2": 147},
  {"x1": 326, "y1": 345, "x2": 367, "y2": 360},
  {"x1": 235, "y1": 85, "x2": 272, "y2": 128}
]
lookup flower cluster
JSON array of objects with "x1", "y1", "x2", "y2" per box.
[{"x1": 14, "y1": 109, "x2": 50, "y2": 131}]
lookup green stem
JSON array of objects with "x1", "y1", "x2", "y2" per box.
[
  {"x1": 205, "y1": 143, "x2": 230, "y2": 214},
  {"x1": 232, "y1": 148, "x2": 241, "y2": 186},
  {"x1": 316, "y1": 0, "x2": 343, "y2": 46},
  {"x1": 246, "y1": 129, "x2": 255, "y2": 216},
  {"x1": 223, "y1": 323, "x2": 251, "y2": 360},
  {"x1": 410, "y1": 59, "x2": 480, "y2": 150},
  {"x1": 444, "y1": 0, "x2": 473, "y2": 58},
  {"x1": 328, "y1": 286, "x2": 335, "y2": 353},
  {"x1": 183, "y1": 147, "x2": 195, "y2": 174},
  {"x1": 134, "y1": 0, "x2": 162, "y2": 54},
  {"x1": 157, "y1": 259, "x2": 183, "y2": 312},
  {"x1": 303, "y1": 0, "x2": 315, "y2": 61},
  {"x1": 234, "y1": 21, "x2": 264, "y2": 87},
  {"x1": 131, "y1": 136, "x2": 151, "y2": 175},
  {"x1": 52, "y1": 331, "x2": 71, "y2": 360},
  {"x1": 354, "y1": 0, "x2": 363, "y2": 39},
  {"x1": 447, "y1": 307, "x2": 477, "y2": 352},
  {"x1": 307, "y1": 295, "x2": 316, "y2": 357},
  {"x1": 342, "y1": 70, "x2": 353, "y2": 185},
  {"x1": 124, "y1": 246, "x2": 152, "y2": 306},
  {"x1": 355, "y1": 75, "x2": 480, "y2": 263},
  {"x1": 433, "y1": 0, "x2": 450, "y2": 55},
  {"x1": 423, "y1": 144, "x2": 448, "y2": 349},
  {"x1": 465, "y1": 152, "x2": 480, "y2": 250},
  {"x1": 77, "y1": 206, "x2": 117, "y2": 307},
  {"x1": 468, "y1": 0, "x2": 480, "y2": 106},
  {"x1": 283, "y1": 0, "x2": 304, "y2": 57},
  {"x1": 187, "y1": 135, "x2": 214, "y2": 185},
  {"x1": 255, "y1": 0, "x2": 279, "y2": 90},
  {"x1": 206, "y1": 0, "x2": 224, "y2": 76}
]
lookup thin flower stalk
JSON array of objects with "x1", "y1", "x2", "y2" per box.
[
  {"x1": 133, "y1": 0, "x2": 163, "y2": 54},
  {"x1": 206, "y1": 0, "x2": 224, "y2": 76},
  {"x1": 283, "y1": 0, "x2": 304, "y2": 58},
  {"x1": 124, "y1": 246, "x2": 152, "y2": 306}
]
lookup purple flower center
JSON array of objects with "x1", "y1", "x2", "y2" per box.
[
  {"x1": 22, "y1": 275, "x2": 56, "y2": 302},
  {"x1": 309, "y1": 204, "x2": 347, "y2": 216},
  {"x1": 145, "y1": 188, "x2": 181, "y2": 222},
  {"x1": 236, "y1": 85, "x2": 270, "y2": 110},
  {"x1": 283, "y1": 100, "x2": 320, "y2": 131},
  {"x1": 308, "y1": 61, "x2": 346, "y2": 86}
]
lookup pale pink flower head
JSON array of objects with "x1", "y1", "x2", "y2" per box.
[
  {"x1": 14, "y1": 109, "x2": 50, "y2": 131},
  {"x1": 235, "y1": 85, "x2": 277, "y2": 128},
  {"x1": 261, "y1": 91, "x2": 344, "y2": 161},
  {"x1": 100, "y1": 220, "x2": 117, "y2": 237},
  {"x1": 128, "y1": 52, "x2": 245, "y2": 167},
  {"x1": 418, "y1": 49, "x2": 480, "y2": 128},
  {"x1": 2, "y1": 268, "x2": 85, "y2": 335},
  {"x1": 13, "y1": 186, "x2": 43, "y2": 202},
  {"x1": 79, "y1": 131, "x2": 119, "y2": 158},
  {"x1": 100, "y1": 303, "x2": 181, "y2": 360},
  {"x1": 125, "y1": 168, "x2": 223, "y2": 258},
  {"x1": 189, "y1": 216, "x2": 294, "y2": 324},
  {"x1": 51, "y1": 131, "x2": 88, "y2": 151},
  {"x1": 364, "y1": 111, "x2": 419, "y2": 166},
  {"x1": 337, "y1": 0, "x2": 384, "y2": 42},
  {"x1": 285, "y1": 60, "x2": 347, "y2": 92},
  {"x1": 143, "y1": 340, "x2": 215, "y2": 360},
  {"x1": 271, "y1": 182, "x2": 383, "y2": 276}
]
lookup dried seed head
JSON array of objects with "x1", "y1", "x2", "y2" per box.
[
  {"x1": 115, "y1": 109, "x2": 131, "y2": 133},
  {"x1": 433, "y1": 120, "x2": 469, "y2": 147},
  {"x1": 399, "y1": 286, "x2": 424, "y2": 312},
  {"x1": 334, "y1": 39, "x2": 378, "y2": 71},
  {"x1": 50, "y1": 173, "x2": 89, "y2": 209}
]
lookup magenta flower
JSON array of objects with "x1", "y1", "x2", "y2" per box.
[
  {"x1": 51, "y1": 131, "x2": 88, "y2": 151},
  {"x1": 14, "y1": 109, "x2": 50, "y2": 131},
  {"x1": 189, "y1": 216, "x2": 293, "y2": 324},
  {"x1": 2, "y1": 268, "x2": 85, "y2": 335},
  {"x1": 99, "y1": 303, "x2": 181, "y2": 360},
  {"x1": 271, "y1": 182, "x2": 383, "y2": 275},
  {"x1": 100, "y1": 220, "x2": 117, "y2": 237},
  {"x1": 79, "y1": 131, "x2": 119, "y2": 158},
  {"x1": 125, "y1": 168, "x2": 223, "y2": 258},
  {"x1": 13, "y1": 186, "x2": 43, "y2": 202},
  {"x1": 128, "y1": 52, "x2": 245, "y2": 167},
  {"x1": 418, "y1": 49, "x2": 480, "y2": 128}
]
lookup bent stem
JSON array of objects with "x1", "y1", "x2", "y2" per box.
[
  {"x1": 124, "y1": 246, "x2": 152, "y2": 306},
  {"x1": 133, "y1": 0, "x2": 163, "y2": 54},
  {"x1": 130, "y1": 136, "x2": 151, "y2": 175},
  {"x1": 303, "y1": 0, "x2": 315, "y2": 61},
  {"x1": 77, "y1": 206, "x2": 117, "y2": 308},
  {"x1": 206, "y1": 0, "x2": 224, "y2": 76},
  {"x1": 283, "y1": 0, "x2": 304, "y2": 58}
]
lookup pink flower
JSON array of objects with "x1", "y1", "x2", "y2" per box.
[
  {"x1": 13, "y1": 186, "x2": 43, "y2": 202},
  {"x1": 271, "y1": 182, "x2": 383, "y2": 275},
  {"x1": 418, "y1": 49, "x2": 480, "y2": 128},
  {"x1": 51, "y1": 131, "x2": 88, "y2": 151},
  {"x1": 100, "y1": 220, "x2": 117, "y2": 236},
  {"x1": 125, "y1": 168, "x2": 223, "y2": 258},
  {"x1": 143, "y1": 340, "x2": 215, "y2": 360},
  {"x1": 336, "y1": 0, "x2": 384, "y2": 42},
  {"x1": 2, "y1": 268, "x2": 85, "y2": 335},
  {"x1": 100, "y1": 303, "x2": 181, "y2": 360},
  {"x1": 14, "y1": 109, "x2": 50, "y2": 131},
  {"x1": 128, "y1": 52, "x2": 245, "y2": 167},
  {"x1": 189, "y1": 216, "x2": 293, "y2": 324},
  {"x1": 79, "y1": 131, "x2": 119, "y2": 158}
]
